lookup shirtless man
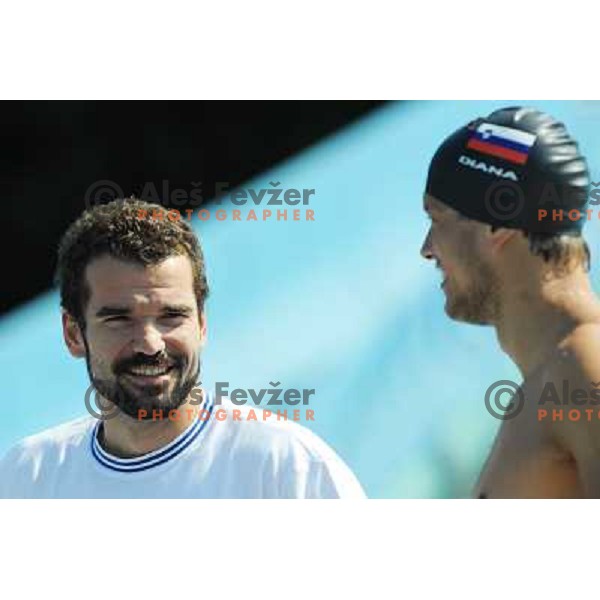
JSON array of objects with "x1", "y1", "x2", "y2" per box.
[{"x1": 421, "y1": 106, "x2": 600, "y2": 498}]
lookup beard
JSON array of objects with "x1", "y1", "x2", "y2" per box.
[
  {"x1": 82, "y1": 338, "x2": 200, "y2": 420},
  {"x1": 444, "y1": 259, "x2": 502, "y2": 325}
]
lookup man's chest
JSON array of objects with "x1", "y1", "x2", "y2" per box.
[{"x1": 474, "y1": 402, "x2": 581, "y2": 498}]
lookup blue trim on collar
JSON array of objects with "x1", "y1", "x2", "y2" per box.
[{"x1": 91, "y1": 394, "x2": 213, "y2": 473}]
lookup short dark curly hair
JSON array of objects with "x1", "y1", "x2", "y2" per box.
[{"x1": 55, "y1": 198, "x2": 209, "y2": 326}]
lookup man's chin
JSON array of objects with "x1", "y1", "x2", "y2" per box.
[
  {"x1": 444, "y1": 296, "x2": 491, "y2": 326},
  {"x1": 114, "y1": 396, "x2": 187, "y2": 421},
  {"x1": 109, "y1": 382, "x2": 187, "y2": 418}
]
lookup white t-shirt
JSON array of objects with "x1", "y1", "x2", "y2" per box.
[{"x1": 0, "y1": 394, "x2": 366, "y2": 499}]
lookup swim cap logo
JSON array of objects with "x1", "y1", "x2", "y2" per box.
[
  {"x1": 458, "y1": 155, "x2": 519, "y2": 181},
  {"x1": 466, "y1": 122, "x2": 536, "y2": 166}
]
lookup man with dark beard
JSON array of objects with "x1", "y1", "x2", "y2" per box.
[
  {"x1": 0, "y1": 199, "x2": 365, "y2": 498},
  {"x1": 422, "y1": 106, "x2": 600, "y2": 498}
]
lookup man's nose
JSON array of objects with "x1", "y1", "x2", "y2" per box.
[
  {"x1": 420, "y1": 228, "x2": 434, "y2": 260},
  {"x1": 132, "y1": 322, "x2": 166, "y2": 355}
]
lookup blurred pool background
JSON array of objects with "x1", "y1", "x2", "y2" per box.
[{"x1": 1, "y1": 100, "x2": 599, "y2": 497}]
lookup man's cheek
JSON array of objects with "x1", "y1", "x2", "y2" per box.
[{"x1": 93, "y1": 356, "x2": 118, "y2": 378}]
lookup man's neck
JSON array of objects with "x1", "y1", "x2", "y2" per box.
[
  {"x1": 494, "y1": 271, "x2": 600, "y2": 378},
  {"x1": 99, "y1": 395, "x2": 203, "y2": 458}
]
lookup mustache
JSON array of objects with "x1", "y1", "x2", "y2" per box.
[{"x1": 114, "y1": 353, "x2": 183, "y2": 374}]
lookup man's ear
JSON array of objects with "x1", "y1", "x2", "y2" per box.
[
  {"x1": 488, "y1": 226, "x2": 517, "y2": 252},
  {"x1": 62, "y1": 311, "x2": 86, "y2": 358},
  {"x1": 199, "y1": 311, "x2": 207, "y2": 345}
]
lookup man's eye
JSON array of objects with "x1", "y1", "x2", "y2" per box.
[
  {"x1": 162, "y1": 313, "x2": 186, "y2": 320},
  {"x1": 105, "y1": 316, "x2": 129, "y2": 323}
]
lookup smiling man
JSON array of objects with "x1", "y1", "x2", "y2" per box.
[
  {"x1": 421, "y1": 106, "x2": 600, "y2": 498},
  {"x1": 0, "y1": 198, "x2": 365, "y2": 498}
]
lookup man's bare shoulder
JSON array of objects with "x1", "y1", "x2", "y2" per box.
[
  {"x1": 540, "y1": 322, "x2": 600, "y2": 461},
  {"x1": 538, "y1": 321, "x2": 600, "y2": 496},
  {"x1": 564, "y1": 320, "x2": 600, "y2": 351},
  {"x1": 555, "y1": 321, "x2": 600, "y2": 378}
]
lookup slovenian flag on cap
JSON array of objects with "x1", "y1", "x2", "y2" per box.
[{"x1": 467, "y1": 123, "x2": 536, "y2": 165}]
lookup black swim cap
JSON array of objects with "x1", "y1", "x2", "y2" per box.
[{"x1": 425, "y1": 106, "x2": 591, "y2": 233}]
